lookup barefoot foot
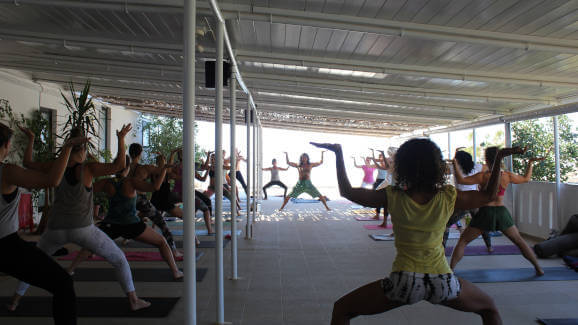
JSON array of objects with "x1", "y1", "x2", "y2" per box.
[
  {"x1": 130, "y1": 298, "x2": 151, "y2": 311},
  {"x1": 536, "y1": 268, "x2": 545, "y2": 276}
]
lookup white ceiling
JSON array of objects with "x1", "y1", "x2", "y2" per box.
[{"x1": 0, "y1": 0, "x2": 576, "y2": 136}]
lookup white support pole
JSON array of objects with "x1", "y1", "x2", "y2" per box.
[
  {"x1": 447, "y1": 132, "x2": 451, "y2": 160},
  {"x1": 183, "y1": 0, "x2": 196, "y2": 324},
  {"x1": 251, "y1": 110, "x2": 257, "y2": 227},
  {"x1": 472, "y1": 127, "x2": 477, "y2": 164},
  {"x1": 229, "y1": 69, "x2": 239, "y2": 279},
  {"x1": 553, "y1": 116, "x2": 562, "y2": 229},
  {"x1": 214, "y1": 20, "x2": 225, "y2": 324},
  {"x1": 245, "y1": 105, "x2": 252, "y2": 239},
  {"x1": 258, "y1": 123, "x2": 263, "y2": 208},
  {"x1": 505, "y1": 122, "x2": 513, "y2": 171}
]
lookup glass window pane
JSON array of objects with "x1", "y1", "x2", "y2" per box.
[
  {"x1": 511, "y1": 116, "x2": 555, "y2": 182},
  {"x1": 474, "y1": 124, "x2": 505, "y2": 165},
  {"x1": 558, "y1": 112, "x2": 578, "y2": 184}
]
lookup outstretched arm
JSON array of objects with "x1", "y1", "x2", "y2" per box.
[
  {"x1": 310, "y1": 142, "x2": 387, "y2": 208},
  {"x1": 311, "y1": 151, "x2": 325, "y2": 167},
  {"x1": 285, "y1": 152, "x2": 298, "y2": 168},
  {"x1": 455, "y1": 147, "x2": 522, "y2": 210},
  {"x1": 453, "y1": 159, "x2": 485, "y2": 185},
  {"x1": 87, "y1": 124, "x2": 131, "y2": 177},
  {"x1": 509, "y1": 157, "x2": 544, "y2": 184},
  {"x1": 352, "y1": 157, "x2": 362, "y2": 168},
  {"x1": 262, "y1": 167, "x2": 272, "y2": 171},
  {"x1": 5, "y1": 137, "x2": 88, "y2": 189},
  {"x1": 132, "y1": 167, "x2": 168, "y2": 192},
  {"x1": 19, "y1": 126, "x2": 54, "y2": 172}
]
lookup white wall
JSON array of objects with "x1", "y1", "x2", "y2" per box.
[{"x1": 0, "y1": 68, "x2": 141, "y2": 158}]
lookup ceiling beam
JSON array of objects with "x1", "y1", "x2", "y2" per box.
[
  {"x1": 1, "y1": 27, "x2": 576, "y2": 88},
  {"x1": 3, "y1": 1, "x2": 577, "y2": 54},
  {"x1": 1, "y1": 51, "x2": 555, "y2": 104},
  {"x1": 237, "y1": 50, "x2": 578, "y2": 89}
]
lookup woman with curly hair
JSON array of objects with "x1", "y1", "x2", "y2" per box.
[
  {"x1": 450, "y1": 146, "x2": 544, "y2": 276},
  {"x1": 279, "y1": 151, "x2": 330, "y2": 211},
  {"x1": 311, "y1": 138, "x2": 520, "y2": 325}
]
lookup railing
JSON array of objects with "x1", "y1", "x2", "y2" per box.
[{"x1": 511, "y1": 182, "x2": 578, "y2": 239}]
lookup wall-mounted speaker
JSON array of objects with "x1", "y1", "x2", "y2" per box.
[{"x1": 205, "y1": 61, "x2": 231, "y2": 88}]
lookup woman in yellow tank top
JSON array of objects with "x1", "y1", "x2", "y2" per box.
[{"x1": 311, "y1": 139, "x2": 523, "y2": 325}]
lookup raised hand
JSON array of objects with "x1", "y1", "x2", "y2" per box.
[
  {"x1": 116, "y1": 124, "x2": 132, "y2": 138},
  {"x1": 18, "y1": 125, "x2": 35, "y2": 139},
  {"x1": 529, "y1": 156, "x2": 547, "y2": 163},
  {"x1": 310, "y1": 142, "x2": 341, "y2": 152}
]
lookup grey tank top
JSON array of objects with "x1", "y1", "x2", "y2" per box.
[
  {"x1": 47, "y1": 163, "x2": 94, "y2": 230},
  {"x1": 271, "y1": 168, "x2": 280, "y2": 182},
  {"x1": 0, "y1": 165, "x2": 22, "y2": 239}
]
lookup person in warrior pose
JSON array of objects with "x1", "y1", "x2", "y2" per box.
[
  {"x1": 279, "y1": 151, "x2": 330, "y2": 211},
  {"x1": 442, "y1": 149, "x2": 492, "y2": 251},
  {"x1": 12, "y1": 124, "x2": 151, "y2": 312},
  {"x1": 311, "y1": 139, "x2": 521, "y2": 325},
  {"x1": 352, "y1": 156, "x2": 376, "y2": 189},
  {"x1": 2, "y1": 123, "x2": 84, "y2": 324},
  {"x1": 127, "y1": 143, "x2": 182, "y2": 258},
  {"x1": 203, "y1": 152, "x2": 241, "y2": 212},
  {"x1": 262, "y1": 158, "x2": 288, "y2": 200},
  {"x1": 225, "y1": 148, "x2": 248, "y2": 195},
  {"x1": 450, "y1": 146, "x2": 545, "y2": 276},
  {"x1": 66, "y1": 154, "x2": 183, "y2": 279}
]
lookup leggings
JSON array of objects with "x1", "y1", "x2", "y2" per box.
[
  {"x1": 1, "y1": 233, "x2": 77, "y2": 325},
  {"x1": 195, "y1": 190, "x2": 212, "y2": 214},
  {"x1": 136, "y1": 194, "x2": 176, "y2": 249},
  {"x1": 17, "y1": 224, "x2": 135, "y2": 296},
  {"x1": 443, "y1": 210, "x2": 492, "y2": 248},
  {"x1": 262, "y1": 181, "x2": 287, "y2": 199},
  {"x1": 229, "y1": 171, "x2": 247, "y2": 194},
  {"x1": 373, "y1": 178, "x2": 385, "y2": 216}
]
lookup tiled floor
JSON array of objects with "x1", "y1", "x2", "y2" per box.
[{"x1": 1, "y1": 197, "x2": 577, "y2": 324}]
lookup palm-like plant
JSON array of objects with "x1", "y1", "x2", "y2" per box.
[{"x1": 60, "y1": 81, "x2": 101, "y2": 154}]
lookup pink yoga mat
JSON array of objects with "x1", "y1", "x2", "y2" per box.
[
  {"x1": 59, "y1": 251, "x2": 184, "y2": 262},
  {"x1": 445, "y1": 245, "x2": 520, "y2": 256},
  {"x1": 363, "y1": 224, "x2": 392, "y2": 230}
]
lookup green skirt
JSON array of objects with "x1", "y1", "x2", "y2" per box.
[
  {"x1": 288, "y1": 179, "x2": 321, "y2": 199},
  {"x1": 469, "y1": 206, "x2": 514, "y2": 232}
]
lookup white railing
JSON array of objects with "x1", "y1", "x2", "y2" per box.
[{"x1": 511, "y1": 182, "x2": 578, "y2": 239}]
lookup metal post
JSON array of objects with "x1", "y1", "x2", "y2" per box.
[
  {"x1": 183, "y1": 0, "x2": 196, "y2": 324},
  {"x1": 251, "y1": 111, "x2": 257, "y2": 227},
  {"x1": 229, "y1": 70, "x2": 239, "y2": 279},
  {"x1": 472, "y1": 127, "x2": 477, "y2": 163},
  {"x1": 553, "y1": 116, "x2": 561, "y2": 229},
  {"x1": 447, "y1": 132, "x2": 451, "y2": 160},
  {"x1": 505, "y1": 122, "x2": 513, "y2": 171},
  {"x1": 214, "y1": 20, "x2": 225, "y2": 324},
  {"x1": 245, "y1": 105, "x2": 251, "y2": 239}
]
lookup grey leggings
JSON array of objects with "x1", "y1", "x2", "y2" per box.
[{"x1": 16, "y1": 224, "x2": 135, "y2": 295}]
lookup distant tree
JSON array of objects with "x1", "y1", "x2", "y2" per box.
[
  {"x1": 511, "y1": 115, "x2": 577, "y2": 182},
  {"x1": 140, "y1": 115, "x2": 203, "y2": 164}
]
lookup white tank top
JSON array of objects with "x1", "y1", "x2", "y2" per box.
[{"x1": 0, "y1": 165, "x2": 23, "y2": 239}]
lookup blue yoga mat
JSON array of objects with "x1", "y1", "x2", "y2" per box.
[
  {"x1": 171, "y1": 229, "x2": 242, "y2": 236},
  {"x1": 290, "y1": 198, "x2": 319, "y2": 203},
  {"x1": 538, "y1": 319, "x2": 578, "y2": 325},
  {"x1": 455, "y1": 267, "x2": 578, "y2": 283}
]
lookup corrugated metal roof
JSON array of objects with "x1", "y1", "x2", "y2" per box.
[{"x1": 0, "y1": 0, "x2": 576, "y2": 136}]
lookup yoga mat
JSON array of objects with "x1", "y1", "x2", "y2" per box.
[
  {"x1": 455, "y1": 267, "x2": 578, "y2": 283},
  {"x1": 290, "y1": 198, "x2": 320, "y2": 203},
  {"x1": 369, "y1": 232, "x2": 461, "y2": 241},
  {"x1": 59, "y1": 251, "x2": 204, "y2": 262},
  {"x1": 355, "y1": 216, "x2": 383, "y2": 221},
  {"x1": 364, "y1": 224, "x2": 392, "y2": 230},
  {"x1": 369, "y1": 234, "x2": 395, "y2": 241},
  {"x1": 121, "y1": 239, "x2": 229, "y2": 249},
  {"x1": 351, "y1": 205, "x2": 366, "y2": 209},
  {"x1": 445, "y1": 245, "x2": 520, "y2": 256},
  {"x1": 0, "y1": 297, "x2": 179, "y2": 318},
  {"x1": 538, "y1": 319, "x2": 578, "y2": 325},
  {"x1": 172, "y1": 229, "x2": 242, "y2": 236},
  {"x1": 72, "y1": 267, "x2": 207, "y2": 282}
]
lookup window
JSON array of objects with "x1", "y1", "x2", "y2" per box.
[
  {"x1": 99, "y1": 106, "x2": 110, "y2": 155},
  {"x1": 39, "y1": 108, "x2": 55, "y2": 153}
]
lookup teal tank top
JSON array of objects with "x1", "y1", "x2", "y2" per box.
[{"x1": 103, "y1": 178, "x2": 139, "y2": 224}]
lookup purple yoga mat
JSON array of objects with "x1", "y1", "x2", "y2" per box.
[
  {"x1": 445, "y1": 245, "x2": 521, "y2": 256},
  {"x1": 355, "y1": 216, "x2": 383, "y2": 221}
]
